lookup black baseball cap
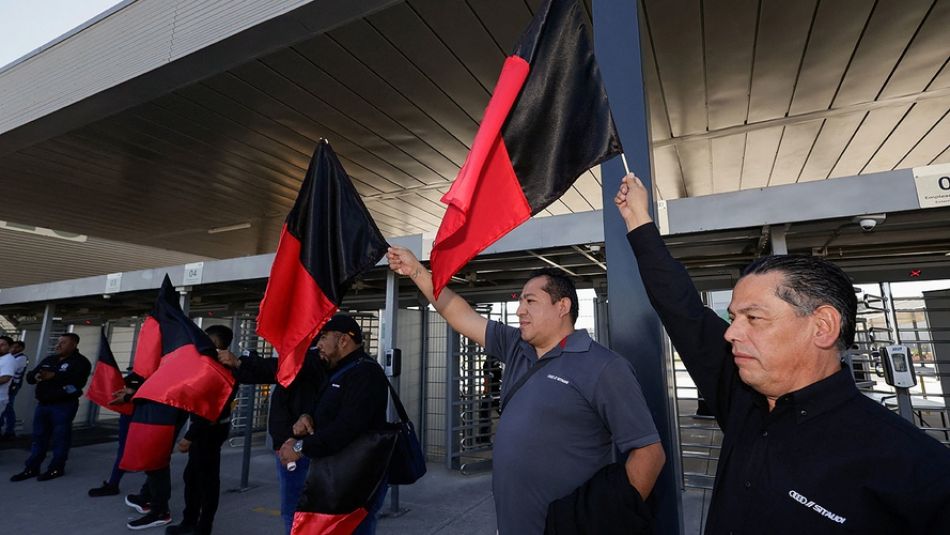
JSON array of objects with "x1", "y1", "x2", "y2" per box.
[{"x1": 320, "y1": 314, "x2": 364, "y2": 344}]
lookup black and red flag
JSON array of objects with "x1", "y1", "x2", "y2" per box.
[
  {"x1": 86, "y1": 327, "x2": 133, "y2": 416},
  {"x1": 291, "y1": 430, "x2": 396, "y2": 535},
  {"x1": 429, "y1": 0, "x2": 623, "y2": 297},
  {"x1": 258, "y1": 140, "x2": 388, "y2": 387},
  {"x1": 120, "y1": 275, "x2": 235, "y2": 472}
]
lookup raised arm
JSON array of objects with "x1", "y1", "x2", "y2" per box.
[
  {"x1": 387, "y1": 246, "x2": 488, "y2": 346},
  {"x1": 614, "y1": 174, "x2": 736, "y2": 424}
]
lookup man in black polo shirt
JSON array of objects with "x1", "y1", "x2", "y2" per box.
[
  {"x1": 11, "y1": 333, "x2": 91, "y2": 482},
  {"x1": 277, "y1": 314, "x2": 390, "y2": 535},
  {"x1": 616, "y1": 173, "x2": 950, "y2": 533},
  {"x1": 387, "y1": 248, "x2": 666, "y2": 535}
]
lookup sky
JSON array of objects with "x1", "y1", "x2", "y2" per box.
[{"x1": 0, "y1": 0, "x2": 122, "y2": 69}]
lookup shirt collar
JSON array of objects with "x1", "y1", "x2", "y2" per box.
[
  {"x1": 767, "y1": 365, "x2": 859, "y2": 423},
  {"x1": 522, "y1": 329, "x2": 594, "y2": 360}
]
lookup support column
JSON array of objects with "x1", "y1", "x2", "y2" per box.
[
  {"x1": 770, "y1": 225, "x2": 788, "y2": 255},
  {"x1": 22, "y1": 303, "x2": 57, "y2": 435},
  {"x1": 594, "y1": 1, "x2": 682, "y2": 532},
  {"x1": 381, "y1": 270, "x2": 407, "y2": 515}
]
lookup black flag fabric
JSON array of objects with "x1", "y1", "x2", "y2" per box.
[
  {"x1": 429, "y1": 0, "x2": 622, "y2": 297},
  {"x1": 258, "y1": 140, "x2": 388, "y2": 387}
]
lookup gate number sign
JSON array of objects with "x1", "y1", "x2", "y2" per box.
[{"x1": 913, "y1": 163, "x2": 950, "y2": 209}]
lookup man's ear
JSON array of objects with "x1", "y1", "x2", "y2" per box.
[
  {"x1": 812, "y1": 305, "x2": 842, "y2": 350},
  {"x1": 559, "y1": 297, "x2": 572, "y2": 319}
]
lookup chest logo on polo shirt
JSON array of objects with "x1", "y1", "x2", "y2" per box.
[
  {"x1": 788, "y1": 490, "x2": 846, "y2": 525},
  {"x1": 546, "y1": 374, "x2": 570, "y2": 385},
  {"x1": 59, "y1": 363, "x2": 69, "y2": 372}
]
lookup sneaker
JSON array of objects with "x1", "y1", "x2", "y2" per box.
[
  {"x1": 125, "y1": 494, "x2": 152, "y2": 514},
  {"x1": 127, "y1": 512, "x2": 172, "y2": 530},
  {"x1": 37, "y1": 468, "x2": 65, "y2": 481},
  {"x1": 89, "y1": 481, "x2": 121, "y2": 497},
  {"x1": 10, "y1": 468, "x2": 38, "y2": 482}
]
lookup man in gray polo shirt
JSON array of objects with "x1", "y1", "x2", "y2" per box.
[{"x1": 388, "y1": 247, "x2": 665, "y2": 535}]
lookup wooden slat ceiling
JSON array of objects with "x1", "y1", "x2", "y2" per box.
[{"x1": 0, "y1": 0, "x2": 948, "y2": 287}]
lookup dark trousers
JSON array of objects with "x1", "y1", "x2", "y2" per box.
[
  {"x1": 141, "y1": 467, "x2": 172, "y2": 515},
  {"x1": 108, "y1": 413, "x2": 132, "y2": 486},
  {"x1": 0, "y1": 389, "x2": 18, "y2": 435},
  {"x1": 181, "y1": 423, "x2": 230, "y2": 531},
  {"x1": 25, "y1": 401, "x2": 79, "y2": 472}
]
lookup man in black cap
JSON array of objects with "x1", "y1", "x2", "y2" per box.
[
  {"x1": 278, "y1": 314, "x2": 390, "y2": 535},
  {"x1": 216, "y1": 334, "x2": 324, "y2": 535}
]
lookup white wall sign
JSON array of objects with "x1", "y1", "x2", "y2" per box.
[
  {"x1": 105, "y1": 272, "x2": 122, "y2": 294},
  {"x1": 183, "y1": 262, "x2": 205, "y2": 286},
  {"x1": 913, "y1": 163, "x2": 950, "y2": 209}
]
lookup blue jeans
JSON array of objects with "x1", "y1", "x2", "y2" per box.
[
  {"x1": 353, "y1": 481, "x2": 389, "y2": 535},
  {"x1": 276, "y1": 453, "x2": 311, "y2": 535},
  {"x1": 0, "y1": 390, "x2": 17, "y2": 435},
  {"x1": 25, "y1": 401, "x2": 80, "y2": 472},
  {"x1": 108, "y1": 413, "x2": 132, "y2": 486}
]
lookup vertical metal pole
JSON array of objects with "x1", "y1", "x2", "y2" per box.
[
  {"x1": 382, "y1": 271, "x2": 405, "y2": 514},
  {"x1": 595, "y1": 0, "x2": 682, "y2": 532},
  {"x1": 24, "y1": 303, "x2": 56, "y2": 435},
  {"x1": 418, "y1": 298, "x2": 429, "y2": 453},
  {"x1": 127, "y1": 320, "x2": 141, "y2": 370},
  {"x1": 178, "y1": 287, "x2": 191, "y2": 316},
  {"x1": 229, "y1": 315, "x2": 255, "y2": 491},
  {"x1": 445, "y1": 324, "x2": 461, "y2": 470},
  {"x1": 770, "y1": 226, "x2": 789, "y2": 255}
]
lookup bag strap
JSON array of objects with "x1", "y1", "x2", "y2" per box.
[
  {"x1": 385, "y1": 381, "x2": 411, "y2": 424},
  {"x1": 500, "y1": 357, "x2": 555, "y2": 414},
  {"x1": 327, "y1": 358, "x2": 364, "y2": 384}
]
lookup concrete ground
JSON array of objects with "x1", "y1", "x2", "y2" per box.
[
  {"x1": 1, "y1": 430, "x2": 705, "y2": 534},
  {"x1": 0, "y1": 433, "x2": 496, "y2": 534}
]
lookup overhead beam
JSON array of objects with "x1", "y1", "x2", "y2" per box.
[
  {"x1": 660, "y1": 168, "x2": 924, "y2": 235},
  {"x1": 653, "y1": 86, "x2": 950, "y2": 148}
]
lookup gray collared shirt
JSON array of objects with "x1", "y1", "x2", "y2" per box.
[{"x1": 486, "y1": 320, "x2": 660, "y2": 535}]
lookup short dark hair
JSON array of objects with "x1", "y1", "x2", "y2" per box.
[
  {"x1": 62, "y1": 333, "x2": 80, "y2": 344},
  {"x1": 527, "y1": 268, "x2": 579, "y2": 324},
  {"x1": 204, "y1": 325, "x2": 234, "y2": 349},
  {"x1": 0, "y1": 335, "x2": 13, "y2": 346},
  {"x1": 741, "y1": 255, "x2": 857, "y2": 351}
]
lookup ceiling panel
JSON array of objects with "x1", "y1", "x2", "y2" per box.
[
  {"x1": 898, "y1": 110, "x2": 950, "y2": 168},
  {"x1": 740, "y1": 126, "x2": 783, "y2": 190},
  {"x1": 786, "y1": 0, "x2": 874, "y2": 116},
  {"x1": 746, "y1": 0, "x2": 816, "y2": 123},
  {"x1": 863, "y1": 97, "x2": 950, "y2": 173},
  {"x1": 832, "y1": 0, "x2": 933, "y2": 107},
  {"x1": 797, "y1": 111, "x2": 866, "y2": 182},
  {"x1": 879, "y1": 0, "x2": 950, "y2": 98},
  {"x1": 768, "y1": 120, "x2": 823, "y2": 186},
  {"x1": 702, "y1": 0, "x2": 756, "y2": 130},
  {"x1": 710, "y1": 133, "x2": 745, "y2": 193},
  {"x1": 829, "y1": 105, "x2": 912, "y2": 178},
  {"x1": 2, "y1": 0, "x2": 950, "y2": 289},
  {"x1": 644, "y1": 0, "x2": 706, "y2": 137}
]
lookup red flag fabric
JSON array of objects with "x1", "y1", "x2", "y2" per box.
[
  {"x1": 131, "y1": 275, "x2": 235, "y2": 422},
  {"x1": 291, "y1": 510, "x2": 368, "y2": 535},
  {"x1": 119, "y1": 400, "x2": 182, "y2": 472},
  {"x1": 87, "y1": 327, "x2": 133, "y2": 416},
  {"x1": 131, "y1": 316, "x2": 161, "y2": 380},
  {"x1": 429, "y1": 0, "x2": 623, "y2": 298},
  {"x1": 258, "y1": 140, "x2": 388, "y2": 387}
]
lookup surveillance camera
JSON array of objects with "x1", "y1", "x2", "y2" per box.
[{"x1": 852, "y1": 214, "x2": 885, "y2": 232}]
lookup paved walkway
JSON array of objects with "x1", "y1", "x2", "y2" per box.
[{"x1": 0, "y1": 435, "x2": 496, "y2": 534}]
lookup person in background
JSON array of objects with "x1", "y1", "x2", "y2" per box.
[
  {"x1": 0, "y1": 340, "x2": 29, "y2": 440},
  {"x1": 10, "y1": 333, "x2": 91, "y2": 482}
]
